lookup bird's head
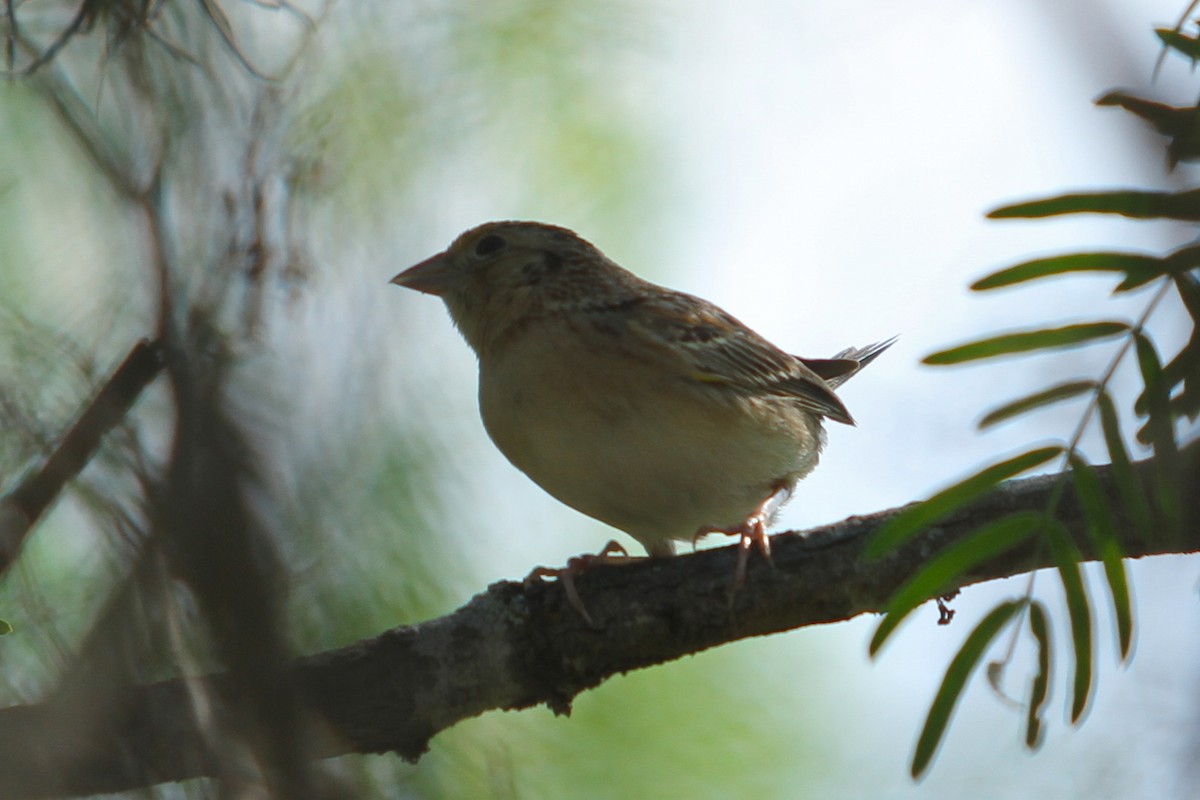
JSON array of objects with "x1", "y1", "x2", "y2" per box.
[{"x1": 391, "y1": 221, "x2": 638, "y2": 354}]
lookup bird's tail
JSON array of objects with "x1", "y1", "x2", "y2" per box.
[{"x1": 800, "y1": 336, "x2": 897, "y2": 389}]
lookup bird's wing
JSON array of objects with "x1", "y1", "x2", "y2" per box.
[{"x1": 604, "y1": 291, "x2": 855, "y2": 424}]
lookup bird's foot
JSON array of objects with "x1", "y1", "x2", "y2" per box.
[
  {"x1": 696, "y1": 515, "x2": 771, "y2": 592},
  {"x1": 694, "y1": 482, "x2": 792, "y2": 591},
  {"x1": 525, "y1": 540, "x2": 633, "y2": 626}
]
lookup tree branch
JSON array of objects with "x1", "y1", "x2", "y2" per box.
[
  {"x1": 0, "y1": 443, "x2": 1195, "y2": 799},
  {"x1": 0, "y1": 339, "x2": 164, "y2": 576}
]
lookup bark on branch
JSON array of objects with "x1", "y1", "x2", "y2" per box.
[{"x1": 0, "y1": 443, "x2": 1195, "y2": 798}]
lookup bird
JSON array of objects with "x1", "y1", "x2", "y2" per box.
[{"x1": 390, "y1": 221, "x2": 891, "y2": 615}]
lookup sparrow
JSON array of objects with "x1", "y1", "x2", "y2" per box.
[{"x1": 391, "y1": 221, "x2": 890, "y2": 614}]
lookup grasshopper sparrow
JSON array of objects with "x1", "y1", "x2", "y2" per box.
[{"x1": 391, "y1": 221, "x2": 890, "y2": 603}]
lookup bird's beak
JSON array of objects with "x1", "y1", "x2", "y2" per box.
[{"x1": 390, "y1": 252, "x2": 458, "y2": 296}]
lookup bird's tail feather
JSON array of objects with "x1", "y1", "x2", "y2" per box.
[{"x1": 805, "y1": 336, "x2": 897, "y2": 389}]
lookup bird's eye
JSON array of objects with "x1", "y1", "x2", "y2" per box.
[{"x1": 474, "y1": 234, "x2": 507, "y2": 257}]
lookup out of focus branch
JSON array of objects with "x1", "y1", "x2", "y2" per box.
[
  {"x1": 0, "y1": 339, "x2": 163, "y2": 575},
  {"x1": 0, "y1": 442, "x2": 1195, "y2": 799},
  {"x1": 153, "y1": 334, "x2": 333, "y2": 798}
]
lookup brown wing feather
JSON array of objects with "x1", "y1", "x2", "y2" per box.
[
  {"x1": 614, "y1": 290, "x2": 855, "y2": 424},
  {"x1": 796, "y1": 357, "x2": 860, "y2": 382}
]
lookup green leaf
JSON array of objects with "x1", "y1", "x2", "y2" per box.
[
  {"x1": 1114, "y1": 275, "x2": 1163, "y2": 293},
  {"x1": 1124, "y1": 244, "x2": 1200, "y2": 290},
  {"x1": 1134, "y1": 333, "x2": 1183, "y2": 533},
  {"x1": 1169, "y1": 276, "x2": 1200, "y2": 424},
  {"x1": 870, "y1": 512, "x2": 1041, "y2": 656},
  {"x1": 1042, "y1": 519, "x2": 1093, "y2": 723},
  {"x1": 1136, "y1": 332, "x2": 1180, "y2": 435},
  {"x1": 1093, "y1": 92, "x2": 1200, "y2": 166},
  {"x1": 1096, "y1": 391, "x2": 1154, "y2": 536},
  {"x1": 1025, "y1": 601, "x2": 1051, "y2": 749},
  {"x1": 865, "y1": 447, "x2": 1063, "y2": 559},
  {"x1": 1170, "y1": 383, "x2": 1200, "y2": 422},
  {"x1": 971, "y1": 253, "x2": 1167, "y2": 291},
  {"x1": 987, "y1": 188, "x2": 1200, "y2": 222},
  {"x1": 1156, "y1": 342, "x2": 1199, "y2": 401},
  {"x1": 1069, "y1": 455, "x2": 1133, "y2": 660},
  {"x1": 1134, "y1": 336, "x2": 1198, "y2": 420},
  {"x1": 971, "y1": 246, "x2": 1200, "y2": 293},
  {"x1": 925, "y1": 323, "x2": 1128, "y2": 365},
  {"x1": 0, "y1": 619, "x2": 11, "y2": 635},
  {"x1": 912, "y1": 600, "x2": 1025, "y2": 778},
  {"x1": 978, "y1": 381, "x2": 1096, "y2": 429},
  {"x1": 1176, "y1": 272, "x2": 1200, "y2": 325},
  {"x1": 1157, "y1": 27, "x2": 1200, "y2": 61},
  {"x1": 1094, "y1": 92, "x2": 1191, "y2": 136}
]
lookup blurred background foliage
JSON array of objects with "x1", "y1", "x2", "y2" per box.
[
  {"x1": 0, "y1": 0, "x2": 1196, "y2": 798},
  {"x1": 0, "y1": 1, "x2": 786, "y2": 798}
]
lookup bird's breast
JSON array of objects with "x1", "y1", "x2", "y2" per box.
[{"x1": 476, "y1": 320, "x2": 825, "y2": 549}]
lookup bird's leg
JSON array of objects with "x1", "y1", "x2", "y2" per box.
[
  {"x1": 695, "y1": 482, "x2": 792, "y2": 591},
  {"x1": 525, "y1": 539, "x2": 634, "y2": 626}
]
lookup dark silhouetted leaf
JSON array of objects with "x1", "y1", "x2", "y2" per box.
[
  {"x1": 988, "y1": 188, "x2": 1200, "y2": 221},
  {"x1": 1096, "y1": 391, "x2": 1154, "y2": 536},
  {"x1": 865, "y1": 447, "x2": 1062, "y2": 559},
  {"x1": 1165, "y1": 333, "x2": 1199, "y2": 384},
  {"x1": 1135, "y1": 347, "x2": 1194, "y2": 414},
  {"x1": 1095, "y1": 91, "x2": 1192, "y2": 135},
  {"x1": 1177, "y1": 272, "x2": 1200, "y2": 324},
  {"x1": 1131, "y1": 275, "x2": 1200, "y2": 419},
  {"x1": 1025, "y1": 601, "x2": 1051, "y2": 749},
  {"x1": 1157, "y1": 27, "x2": 1200, "y2": 61},
  {"x1": 925, "y1": 323, "x2": 1128, "y2": 365},
  {"x1": 1042, "y1": 519, "x2": 1093, "y2": 723},
  {"x1": 870, "y1": 512, "x2": 1041, "y2": 656},
  {"x1": 1172, "y1": 274, "x2": 1200, "y2": 422},
  {"x1": 1095, "y1": 91, "x2": 1200, "y2": 165},
  {"x1": 1070, "y1": 455, "x2": 1133, "y2": 660},
  {"x1": 1124, "y1": 244, "x2": 1200, "y2": 290},
  {"x1": 978, "y1": 381, "x2": 1096, "y2": 429},
  {"x1": 1170, "y1": 384, "x2": 1200, "y2": 421},
  {"x1": 912, "y1": 600, "x2": 1025, "y2": 778},
  {"x1": 1134, "y1": 333, "x2": 1183, "y2": 533},
  {"x1": 1133, "y1": 333, "x2": 1178, "y2": 447}
]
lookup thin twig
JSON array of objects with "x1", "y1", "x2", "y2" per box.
[{"x1": 0, "y1": 339, "x2": 164, "y2": 576}]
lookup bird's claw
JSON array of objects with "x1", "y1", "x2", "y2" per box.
[
  {"x1": 695, "y1": 482, "x2": 790, "y2": 593},
  {"x1": 732, "y1": 515, "x2": 772, "y2": 591},
  {"x1": 525, "y1": 540, "x2": 631, "y2": 626}
]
